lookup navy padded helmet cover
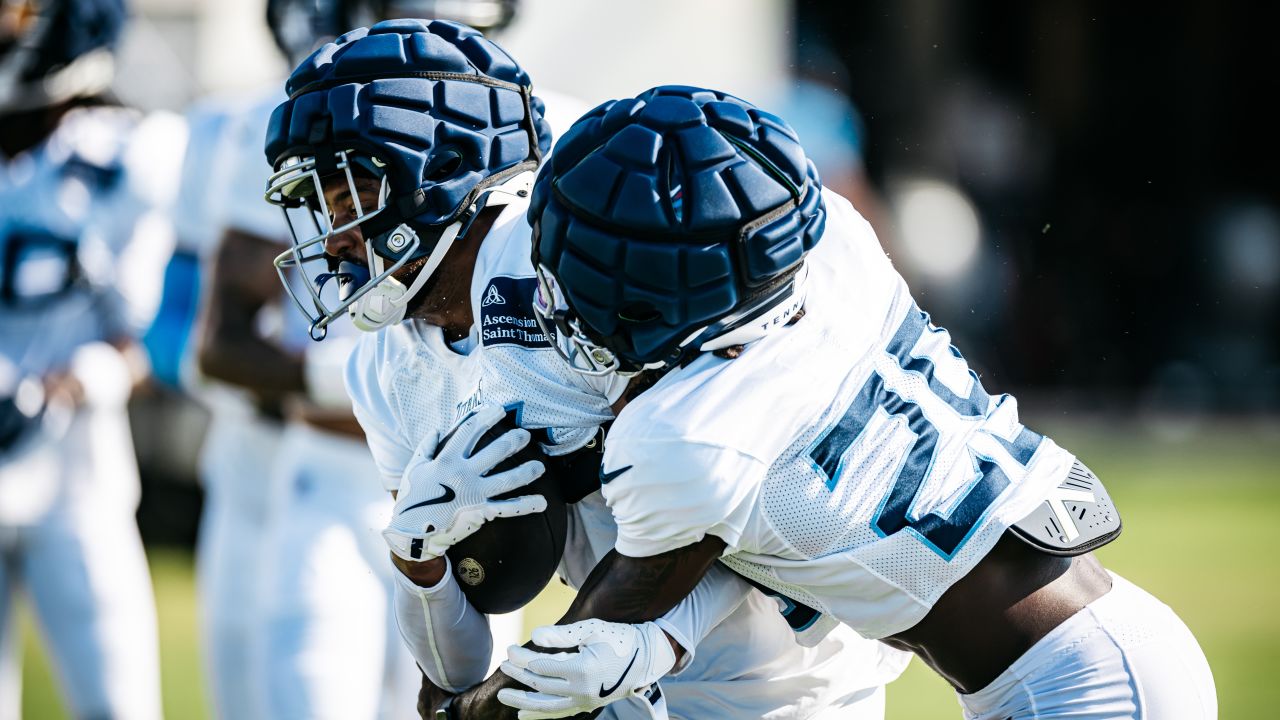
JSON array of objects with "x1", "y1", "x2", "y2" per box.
[
  {"x1": 529, "y1": 85, "x2": 825, "y2": 364},
  {"x1": 264, "y1": 19, "x2": 551, "y2": 228}
]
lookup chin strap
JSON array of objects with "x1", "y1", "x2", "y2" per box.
[{"x1": 348, "y1": 171, "x2": 536, "y2": 332}]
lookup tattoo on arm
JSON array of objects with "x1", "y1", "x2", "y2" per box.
[{"x1": 448, "y1": 537, "x2": 725, "y2": 719}]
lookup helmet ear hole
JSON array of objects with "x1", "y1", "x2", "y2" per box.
[
  {"x1": 618, "y1": 302, "x2": 662, "y2": 324},
  {"x1": 425, "y1": 151, "x2": 463, "y2": 182}
]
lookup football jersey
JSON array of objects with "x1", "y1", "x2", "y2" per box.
[
  {"x1": 345, "y1": 197, "x2": 624, "y2": 489},
  {"x1": 0, "y1": 106, "x2": 186, "y2": 376},
  {"x1": 602, "y1": 189, "x2": 1077, "y2": 641},
  {"x1": 219, "y1": 88, "x2": 290, "y2": 248},
  {"x1": 345, "y1": 198, "x2": 908, "y2": 719}
]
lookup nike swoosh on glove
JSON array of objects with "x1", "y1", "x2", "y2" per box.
[
  {"x1": 383, "y1": 404, "x2": 546, "y2": 562},
  {"x1": 497, "y1": 619, "x2": 676, "y2": 720}
]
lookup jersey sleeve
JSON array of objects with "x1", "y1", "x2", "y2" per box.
[
  {"x1": 173, "y1": 102, "x2": 237, "y2": 256},
  {"x1": 345, "y1": 332, "x2": 414, "y2": 491},
  {"x1": 601, "y1": 438, "x2": 764, "y2": 558}
]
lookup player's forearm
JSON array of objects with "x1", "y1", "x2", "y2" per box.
[
  {"x1": 563, "y1": 538, "x2": 726, "y2": 623},
  {"x1": 450, "y1": 539, "x2": 724, "y2": 718},
  {"x1": 392, "y1": 560, "x2": 493, "y2": 693},
  {"x1": 450, "y1": 666, "x2": 597, "y2": 720},
  {"x1": 197, "y1": 226, "x2": 307, "y2": 398},
  {"x1": 653, "y1": 562, "x2": 751, "y2": 671},
  {"x1": 197, "y1": 326, "x2": 305, "y2": 395}
]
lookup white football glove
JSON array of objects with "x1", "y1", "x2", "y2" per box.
[
  {"x1": 497, "y1": 619, "x2": 677, "y2": 720},
  {"x1": 383, "y1": 404, "x2": 546, "y2": 562}
]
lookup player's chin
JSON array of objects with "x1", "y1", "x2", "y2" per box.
[{"x1": 398, "y1": 257, "x2": 437, "y2": 315}]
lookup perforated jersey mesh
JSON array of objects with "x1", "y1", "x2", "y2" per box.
[
  {"x1": 382, "y1": 323, "x2": 612, "y2": 458},
  {"x1": 361, "y1": 202, "x2": 616, "y2": 472},
  {"x1": 718, "y1": 309, "x2": 1073, "y2": 637},
  {"x1": 603, "y1": 194, "x2": 1078, "y2": 639}
]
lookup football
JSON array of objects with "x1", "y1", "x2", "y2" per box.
[{"x1": 445, "y1": 411, "x2": 569, "y2": 614}]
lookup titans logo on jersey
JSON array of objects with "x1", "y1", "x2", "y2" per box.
[{"x1": 480, "y1": 276, "x2": 551, "y2": 350}]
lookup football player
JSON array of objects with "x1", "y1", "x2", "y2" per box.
[
  {"x1": 499, "y1": 86, "x2": 1219, "y2": 719},
  {"x1": 0, "y1": 1, "x2": 186, "y2": 718},
  {"x1": 189, "y1": 2, "x2": 523, "y2": 718},
  {"x1": 191, "y1": 2, "x2": 584, "y2": 716},
  {"x1": 263, "y1": 20, "x2": 909, "y2": 720}
]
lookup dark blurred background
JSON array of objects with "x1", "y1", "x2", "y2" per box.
[{"x1": 797, "y1": 0, "x2": 1280, "y2": 415}]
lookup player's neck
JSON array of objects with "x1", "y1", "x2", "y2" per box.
[{"x1": 417, "y1": 205, "x2": 504, "y2": 343}]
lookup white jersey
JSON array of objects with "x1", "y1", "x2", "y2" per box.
[
  {"x1": 346, "y1": 198, "x2": 623, "y2": 488},
  {"x1": 346, "y1": 198, "x2": 906, "y2": 718},
  {"x1": 602, "y1": 190, "x2": 1077, "y2": 641},
  {"x1": 0, "y1": 105, "x2": 185, "y2": 375},
  {"x1": 205, "y1": 87, "x2": 329, "y2": 348}
]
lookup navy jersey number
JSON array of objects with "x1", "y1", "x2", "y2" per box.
[{"x1": 807, "y1": 306, "x2": 1043, "y2": 560}]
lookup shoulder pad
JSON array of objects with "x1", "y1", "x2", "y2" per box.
[{"x1": 1010, "y1": 460, "x2": 1122, "y2": 556}]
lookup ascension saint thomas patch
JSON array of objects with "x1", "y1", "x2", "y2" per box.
[{"x1": 480, "y1": 276, "x2": 552, "y2": 349}]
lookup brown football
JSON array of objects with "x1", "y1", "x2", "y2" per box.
[{"x1": 445, "y1": 410, "x2": 568, "y2": 614}]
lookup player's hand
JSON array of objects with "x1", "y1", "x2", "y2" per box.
[
  {"x1": 497, "y1": 620, "x2": 676, "y2": 720},
  {"x1": 384, "y1": 404, "x2": 546, "y2": 563}
]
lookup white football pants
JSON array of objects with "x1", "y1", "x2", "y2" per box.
[
  {"x1": 0, "y1": 405, "x2": 161, "y2": 720},
  {"x1": 958, "y1": 571, "x2": 1217, "y2": 719},
  {"x1": 195, "y1": 403, "x2": 283, "y2": 720},
  {"x1": 251, "y1": 422, "x2": 419, "y2": 720}
]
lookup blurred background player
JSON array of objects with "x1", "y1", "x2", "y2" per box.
[
  {"x1": 183, "y1": 2, "x2": 543, "y2": 718},
  {"x1": 0, "y1": 0, "x2": 186, "y2": 718},
  {"x1": 185, "y1": 2, "x2": 400, "y2": 718}
]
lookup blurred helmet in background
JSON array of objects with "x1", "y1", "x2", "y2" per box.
[
  {"x1": 266, "y1": 0, "x2": 368, "y2": 67},
  {"x1": 266, "y1": 0, "x2": 518, "y2": 66},
  {"x1": 263, "y1": 19, "x2": 550, "y2": 337},
  {"x1": 529, "y1": 85, "x2": 826, "y2": 376},
  {"x1": 0, "y1": 0, "x2": 126, "y2": 113},
  {"x1": 381, "y1": 0, "x2": 517, "y2": 33}
]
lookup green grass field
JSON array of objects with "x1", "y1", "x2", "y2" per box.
[{"x1": 18, "y1": 422, "x2": 1279, "y2": 718}]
